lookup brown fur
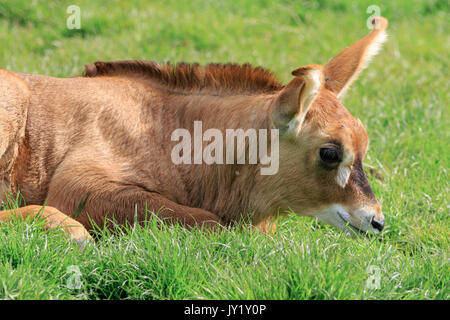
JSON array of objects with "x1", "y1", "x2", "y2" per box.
[
  {"x1": 0, "y1": 18, "x2": 388, "y2": 241},
  {"x1": 84, "y1": 60, "x2": 283, "y2": 95}
]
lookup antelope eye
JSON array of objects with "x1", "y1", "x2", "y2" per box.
[{"x1": 319, "y1": 147, "x2": 342, "y2": 164}]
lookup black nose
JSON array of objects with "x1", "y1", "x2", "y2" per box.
[{"x1": 371, "y1": 217, "x2": 385, "y2": 231}]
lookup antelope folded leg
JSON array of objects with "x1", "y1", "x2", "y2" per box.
[{"x1": 0, "y1": 205, "x2": 93, "y2": 242}]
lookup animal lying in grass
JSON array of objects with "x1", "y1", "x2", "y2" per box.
[{"x1": 0, "y1": 17, "x2": 388, "y2": 242}]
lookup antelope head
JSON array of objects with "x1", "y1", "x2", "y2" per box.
[{"x1": 268, "y1": 17, "x2": 388, "y2": 235}]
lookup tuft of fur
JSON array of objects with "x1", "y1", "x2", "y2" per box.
[{"x1": 84, "y1": 60, "x2": 283, "y2": 96}]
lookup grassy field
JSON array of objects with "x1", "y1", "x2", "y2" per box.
[{"x1": 0, "y1": 0, "x2": 448, "y2": 299}]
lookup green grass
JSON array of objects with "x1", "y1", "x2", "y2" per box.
[{"x1": 0, "y1": 0, "x2": 448, "y2": 299}]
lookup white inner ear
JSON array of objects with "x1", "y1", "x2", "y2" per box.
[
  {"x1": 338, "y1": 29, "x2": 387, "y2": 99},
  {"x1": 294, "y1": 69, "x2": 322, "y2": 134}
]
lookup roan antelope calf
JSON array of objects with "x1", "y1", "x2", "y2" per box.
[{"x1": 0, "y1": 18, "x2": 388, "y2": 242}]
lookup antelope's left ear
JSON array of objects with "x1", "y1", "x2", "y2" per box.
[
  {"x1": 324, "y1": 17, "x2": 388, "y2": 99},
  {"x1": 273, "y1": 65, "x2": 324, "y2": 134}
]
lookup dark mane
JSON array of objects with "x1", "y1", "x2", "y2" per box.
[{"x1": 83, "y1": 60, "x2": 283, "y2": 95}]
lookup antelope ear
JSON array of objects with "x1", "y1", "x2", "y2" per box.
[
  {"x1": 274, "y1": 64, "x2": 323, "y2": 134},
  {"x1": 324, "y1": 16, "x2": 388, "y2": 98}
]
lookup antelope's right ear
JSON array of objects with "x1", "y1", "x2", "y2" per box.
[
  {"x1": 273, "y1": 64, "x2": 323, "y2": 134},
  {"x1": 324, "y1": 17, "x2": 388, "y2": 99}
]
